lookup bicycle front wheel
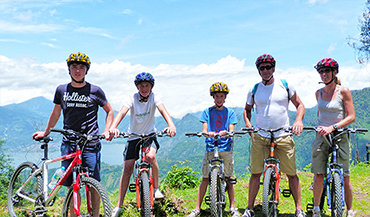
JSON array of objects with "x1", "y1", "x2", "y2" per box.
[
  {"x1": 7, "y1": 162, "x2": 43, "y2": 217},
  {"x1": 62, "y1": 176, "x2": 111, "y2": 217},
  {"x1": 262, "y1": 167, "x2": 278, "y2": 217},
  {"x1": 331, "y1": 173, "x2": 343, "y2": 217},
  {"x1": 139, "y1": 171, "x2": 152, "y2": 217},
  {"x1": 210, "y1": 167, "x2": 223, "y2": 217}
]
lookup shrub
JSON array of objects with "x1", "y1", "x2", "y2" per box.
[{"x1": 161, "y1": 162, "x2": 200, "y2": 190}]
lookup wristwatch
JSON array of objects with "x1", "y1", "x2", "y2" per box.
[{"x1": 333, "y1": 124, "x2": 338, "y2": 130}]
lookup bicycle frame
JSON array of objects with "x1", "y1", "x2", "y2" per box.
[
  {"x1": 11, "y1": 128, "x2": 102, "y2": 216},
  {"x1": 304, "y1": 127, "x2": 368, "y2": 214}
]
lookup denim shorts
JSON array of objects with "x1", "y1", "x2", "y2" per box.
[{"x1": 60, "y1": 142, "x2": 101, "y2": 186}]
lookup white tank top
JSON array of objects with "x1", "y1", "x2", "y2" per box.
[{"x1": 317, "y1": 87, "x2": 345, "y2": 126}]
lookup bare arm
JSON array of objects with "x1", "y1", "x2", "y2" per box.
[
  {"x1": 290, "y1": 92, "x2": 305, "y2": 136},
  {"x1": 108, "y1": 105, "x2": 130, "y2": 140},
  {"x1": 157, "y1": 103, "x2": 176, "y2": 137},
  {"x1": 243, "y1": 102, "x2": 253, "y2": 128},
  {"x1": 32, "y1": 104, "x2": 61, "y2": 139},
  {"x1": 102, "y1": 101, "x2": 114, "y2": 140}
]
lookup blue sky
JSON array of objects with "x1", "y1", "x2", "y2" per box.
[{"x1": 1, "y1": 0, "x2": 370, "y2": 118}]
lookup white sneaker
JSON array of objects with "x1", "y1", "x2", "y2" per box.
[
  {"x1": 187, "y1": 209, "x2": 200, "y2": 217},
  {"x1": 312, "y1": 209, "x2": 321, "y2": 217},
  {"x1": 231, "y1": 207, "x2": 240, "y2": 217},
  {"x1": 154, "y1": 188, "x2": 164, "y2": 199},
  {"x1": 112, "y1": 207, "x2": 122, "y2": 217},
  {"x1": 242, "y1": 208, "x2": 254, "y2": 217},
  {"x1": 347, "y1": 210, "x2": 355, "y2": 217}
]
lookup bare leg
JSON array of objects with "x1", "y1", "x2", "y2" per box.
[
  {"x1": 344, "y1": 176, "x2": 353, "y2": 210},
  {"x1": 247, "y1": 173, "x2": 262, "y2": 209},
  {"x1": 195, "y1": 178, "x2": 209, "y2": 211},
  {"x1": 313, "y1": 174, "x2": 324, "y2": 207},
  {"x1": 116, "y1": 159, "x2": 135, "y2": 207},
  {"x1": 287, "y1": 174, "x2": 302, "y2": 211}
]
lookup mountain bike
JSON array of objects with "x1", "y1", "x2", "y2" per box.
[
  {"x1": 7, "y1": 128, "x2": 112, "y2": 217},
  {"x1": 185, "y1": 131, "x2": 246, "y2": 217},
  {"x1": 242, "y1": 127, "x2": 293, "y2": 217},
  {"x1": 304, "y1": 127, "x2": 368, "y2": 217},
  {"x1": 118, "y1": 131, "x2": 168, "y2": 217}
]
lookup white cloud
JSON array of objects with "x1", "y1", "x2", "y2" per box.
[
  {"x1": 327, "y1": 43, "x2": 336, "y2": 54},
  {"x1": 0, "y1": 20, "x2": 61, "y2": 33},
  {"x1": 1, "y1": 55, "x2": 369, "y2": 119},
  {"x1": 121, "y1": 9, "x2": 132, "y2": 14},
  {"x1": 307, "y1": 0, "x2": 330, "y2": 5},
  {"x1": 75, "y1": 27, "x2": 116, "y2": 39}
]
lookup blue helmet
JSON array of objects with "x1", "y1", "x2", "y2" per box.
[{"x1": 134, "y1": 72, "x2": 155, "y2": 87}]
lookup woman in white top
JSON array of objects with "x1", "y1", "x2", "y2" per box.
[{"x1": 311, "y1": 58, "x2": 355, "y2": 217}]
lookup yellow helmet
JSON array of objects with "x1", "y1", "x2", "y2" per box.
[
  {"x1": 66, "y1": 52, "x2": 91, "y2": 70},
  {"x1": 210, "y1": 82, "x2": 229, "y2": 96}
]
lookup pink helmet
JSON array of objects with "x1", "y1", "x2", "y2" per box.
[
  {"x1": 255, "y1": 54, "x2": 276, "y2": 68},
  {"x1": 314, "y1": 58, "x2": 339, "y2": 72}
]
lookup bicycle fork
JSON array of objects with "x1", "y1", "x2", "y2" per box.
[
  {"x1": 135, "y1": 167, "x2": 154, "y2": 210},
  {"x1": 326, "y1": 167, "x2": 345, "y2": 210}
]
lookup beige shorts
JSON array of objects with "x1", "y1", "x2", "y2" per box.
[
  {"x1": 250, "y1": 133, "x2": 297, "y2": 176},
  {"x1": 311, "y1": 133, "x2": 350, "y2": 177},
  {"x1": 201, "y1": 151, "x2": 234, "y2": 178}
]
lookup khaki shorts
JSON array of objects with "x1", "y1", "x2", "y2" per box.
[
  {"x1": 311, "y1": 133, "x2": 350, "y2": 177},
  {"x1": 250, "y1": 134, "x2": 297, "y2": 176},
  {"x1": 201, "y1": 151, "x2": 234, "y2": 178}
]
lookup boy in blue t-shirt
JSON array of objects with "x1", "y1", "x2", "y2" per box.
[{"x1": 188, "y1": 82, "x2": 239, "y2": 217}]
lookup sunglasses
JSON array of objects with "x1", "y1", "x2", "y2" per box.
[
  {"x1": 259, "y1": 65, "x2": 274, "y2": 71},
  {"x1": 318, "y1": 68, "x2": 332, "y2": 74}
]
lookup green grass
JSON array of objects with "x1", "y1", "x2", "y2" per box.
[{"x1": 1, "y1": 164, "x2": 370, "y2": 216}]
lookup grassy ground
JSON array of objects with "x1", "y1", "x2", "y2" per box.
[
  {"x1": 2, "y1": 164, "x2": 369, "y2": 216},
  {"x1": 110, "y1": 164, "x2": 370, "y2": 217}
]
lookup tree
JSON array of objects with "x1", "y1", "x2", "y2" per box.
[
  {"x1": 348, "y1": 0, "x2": 370, "y2": 64},
  {"x1": 0, "y1": 140, "x2": 14, "y2": 201}
]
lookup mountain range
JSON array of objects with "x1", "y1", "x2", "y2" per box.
[{"x1": 1, "y1": 87, "x2": 369, "y2": 180}]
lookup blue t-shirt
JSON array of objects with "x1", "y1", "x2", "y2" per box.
[
  {"x1": 53, "y1": 82, "x2": 108, "y2": 146},
  {"x1": 200, "y1": 106, "x2": 237, "y2": 152}
]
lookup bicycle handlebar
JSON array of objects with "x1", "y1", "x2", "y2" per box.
[
  {"x1": 50, "y1": 128, "x2": 106, "y2": 140},
  {"x1": 118, "y1": 130, "x2": 168, "y2": 139},
  {"x1": 241, "y1": 127, "x2": 292, "y2": 134},
  {"x1": 185, "y1": 131, "x2": 247, "y2": 138},
  {"x1": 303, "y1": 126, "x2": 368, "y2": 134}
]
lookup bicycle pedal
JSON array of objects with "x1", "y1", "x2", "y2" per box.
[
  {"x1": 205, "y1": 196, "x2": 211, "y2": 205},
  {"x1": 306, "y1": 203, "x2": 314, "y2": 211},
  {"x1": 129, "y1": 183, "x2": 136, "y2": 192},
  {"x1": 229, "y1": 176, "x2": 237, "y2": 184},
  {"x1": 282, "y1": 189, "x2": 291, "y2": 197}
]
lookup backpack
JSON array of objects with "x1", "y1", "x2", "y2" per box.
[{"x1": 251, "y1": 79, "x2": 290, "y2": 109}]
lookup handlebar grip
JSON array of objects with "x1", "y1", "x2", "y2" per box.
[{"x1": 303, "y1": 126, "x2": 316, "y2": 130}]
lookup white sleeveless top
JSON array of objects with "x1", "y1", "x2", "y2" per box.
[{"x1": 317, "y1": 87, "x2": 345, "y2": 127}]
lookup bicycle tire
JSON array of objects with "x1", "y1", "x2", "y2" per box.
[
  {"x1": 62, "y1": 176, "x2": 111, "y2": 217},
  {"x1": 262, "y1": 167, "x2": 278, "y2": 217},
  {"x1": 210, "y1": 167, "x2": 222, "y2": 217},
  {"x1": 139, "y1": 171, "x2": 152, "y2": 217},
  {"x1": 7, "y1": 162, "x2": 43, "y2": 217},
  {"x1": 331, "y1": 173, "x2": 343, "y2": 217}
]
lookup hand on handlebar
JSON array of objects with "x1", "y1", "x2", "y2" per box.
[
  {"x1": 108, "y1": 128, "x2": 120, "y2": 141},
  {"x1": 317, "y1": 125, "x2": 334, "y2": 136},
  {"x1": 292, "y1": 121, "x2": 303, "y2": 136},
  {"x1": 32, "y1": 131, "x2": 49, "y2": 140},
  {"x1": 164, "y1": 126, "x2": 176, "y2": 137}
]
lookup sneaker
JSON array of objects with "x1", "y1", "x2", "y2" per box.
[
  {"x1": 295, "y1": 210, "x2": 306, "y2": 217},
  {"x1": 312, "y1": 209, "x2": 321, "y2": 217},
  {"x1": 154, "y1": 188, "x2": 164, "y2": 199},
  {"x1": 111, "y1": 207, "x2": 122, "y2": 217},
  {"x1": 242, "y1": 208, "x2": 254, "y2": 217},
  {"x1": 231, "y1": 207, "x2": 240, "y2": 217},
  {"x1": 347, "y1": 210, "x2": 355, "y2": 217},
  {"x1": 187, "y1": 209, "x2": 200, "y2": 217}
]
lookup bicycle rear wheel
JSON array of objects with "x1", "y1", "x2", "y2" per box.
[
  {"x1": 331, "y1": 173, "x2": 343, "y2": 217},
  {"x1": 7, "y1": 162, "x2": 43, "y2": 217},
  {"x1": 262, "y1": 167, "x2": 278, "y2": 217},
  {"x1": 62, "y1": 176, "x2": 111, "y2": 217},
  {"x1": 139, "y1": 171, "x2": 152, "y2": 217},
  {"x1": 209, "y1": 167, "x2": 223, "y2": 217}
]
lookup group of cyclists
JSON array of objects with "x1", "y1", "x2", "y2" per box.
[{"x1": 32, "y1": 52, "x2": 357, "y2": 217}]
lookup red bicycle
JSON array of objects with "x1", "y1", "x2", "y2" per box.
[
  {"x1": 7, "y1": 128, "x2": 112, "y2": 217},
  {"x1": 242, "y1": 127, "x2": 292, "y2": 217},
  {"x1": 118, "y1": 131, "x2": 168, "y2": 217}
]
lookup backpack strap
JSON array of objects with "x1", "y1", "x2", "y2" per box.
[{"x1": 251, "y1": 79, "x2": 290, "y2": 109}]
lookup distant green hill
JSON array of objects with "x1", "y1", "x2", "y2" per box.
[{"x1": 1, "y1": 88, "x2": 369, "y2": 193}]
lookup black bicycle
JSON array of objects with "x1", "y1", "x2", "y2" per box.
[
  {"x1": 304, "y1": 127, "x2": 368, "y2": 217},
  {"x1": 185, "y1": 131, "x2": 246, "y2": 217}
]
